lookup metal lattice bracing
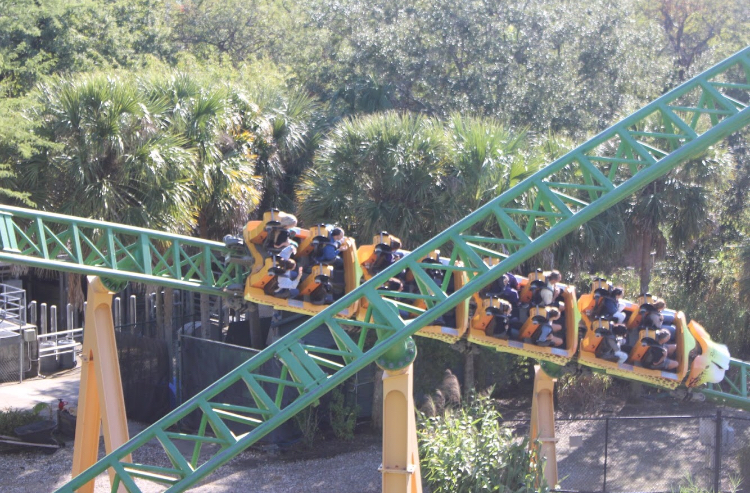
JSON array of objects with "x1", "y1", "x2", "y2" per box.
[
  {"x1": 701, "y1": 358, "x2": 750, "y2": 411},
  {"x1": 0, "y1": 207, "x2": 248, "y2": 295},
  {"x1": 44, "y1": 46, "x2": 750, "y2": 492}
]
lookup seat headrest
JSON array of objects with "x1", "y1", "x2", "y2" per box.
[
  {"x1": 374, "y1": 243, "x2": 392, "y2": 253},
  {"x1": 639, "y1": 303, "x2": 656, "y2": 313}
]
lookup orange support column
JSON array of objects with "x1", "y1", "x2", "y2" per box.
[
  {"x1": 71, "y1": 277, "x2": 131, "y2": 492},
  {"x1": 380, "y1": 364, "x2": 422, "y2": 493},
  {"x1": 530, "y1": 365, "x2": 558, "y2": 489}
]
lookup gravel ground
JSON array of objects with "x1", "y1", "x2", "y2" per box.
[
  {"x1": 0, "y1": 367, "x2": 383, "y2": 492},
  {"x1": 1, "y1": 428, "x2": 383, "y2": 492}
]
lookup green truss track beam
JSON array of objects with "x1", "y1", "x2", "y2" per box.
[
  {"x1": 49, "y1": 46, "x2": 750, "y2": 492},
  {"x1": 0, "y1": 207, "x2": 248, "y2": 295},
  {"x1": 700, "y1": 358, "x2": 750, "y2": 411}
]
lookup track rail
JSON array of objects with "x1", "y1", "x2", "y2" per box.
[{"x1": 0, "y1": 207, "x2": 248, "y2": 295}]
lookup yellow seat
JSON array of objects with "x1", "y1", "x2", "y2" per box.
[
  {"x1": 249, "y1": 257, "x2": 278, "y2": 289},
  {"x1": 518, "y1": 306, "x2": 548, "y2": 340},
  {"x1": 471, "y1": 297, "x2": 511, "y2": 334},
  {"x1": 298, "y1": 224, "x2": 329, "y2": 257},
  {"x1": 243, "y1": 210, "x2": 297, "y2": 246},
  {"x1": 298, "y1": 264, "x2": 333, "y2": 296},
  {"x1": 581, "y1": 319, "x2": 610, "y2": 353}
]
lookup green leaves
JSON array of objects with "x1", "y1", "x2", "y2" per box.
[
  {"x1": 417, "y1": 392, "x2": 548, "y2": 493},
  {"x1": 297, "y1": 112, "x2": 538, "y2": 247}
]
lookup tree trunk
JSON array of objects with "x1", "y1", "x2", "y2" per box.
[
  {"x1": 200, "y1": 293, "x2": 211, "y2": 339},
  {"x1": 162, "y1": 288, "x2": 175, "y2": 376},
  {"x1": 639, "y1": 229, "x2": 653, "y2": 296}
]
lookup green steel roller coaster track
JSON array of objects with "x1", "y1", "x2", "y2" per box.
[{"x1": 0, "y1": 47, "x2": 746, "y2": 492}]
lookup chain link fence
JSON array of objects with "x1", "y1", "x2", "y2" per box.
[{"x1": 504, "y1": 412, "x2": 750, "y2": 493}]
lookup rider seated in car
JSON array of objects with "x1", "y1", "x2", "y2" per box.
[
  {"x1": 273, "y1": 259, "x2": 302, "y2": 299},
  {"x1": 311, "y1": 227, "x2": 348, "y2": 268},
  {"x1": 640, "y1": 328, "x2": 678, "y2": 371},
  {"x1": 534, "y1": 308, "x2": 564, "y2": 347}
]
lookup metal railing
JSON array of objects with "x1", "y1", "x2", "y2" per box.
[{"x1": 0, "y1": 283, "x2": 26, "y2": 326}]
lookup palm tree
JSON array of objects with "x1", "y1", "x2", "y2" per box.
[
  {"x1": 626, "y1": 149, "x2": 727, "y2": 295},
  {"x1": 25, "y1": 73, "x2": 196, "y2": 229},
  {"x1": 297, "y1": 111, "x2": 448, "y2": 247},
  {"x1": 140, "y1": 73, "x2": 263, "y2": 338},
  {"x1": 249, "y1": 86, "x2": 324, "y2": 214},
  {"x1": 441, "y1": 114, "x2": 534, "y2": 228},
  {"x1": 20, "y1": 73, "x2": 197, "y2": 312}
]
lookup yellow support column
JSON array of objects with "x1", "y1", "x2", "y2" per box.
[
  {"x1": 71, "y1": 277, "x2": 131, "y2": 493},
  {"x1": 380, "y1": 364, "x2": 422, "y2": 493},
  {"x1": 529, "y1": 365, "x2": 558, "y2": 489}
]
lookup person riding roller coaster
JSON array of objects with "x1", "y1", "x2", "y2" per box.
[
  {"x1": 594, "y1": 322, "x2": 629, "y2": 363},
  {"x1": 485, "y1": 298, "x2": 513, "y2": 339},
  {"x1": 368, "y1": 239, "x2": 404, "y2": 276},
  {"x1": 640, "y1": 328, "x2": 679, "y2": 371},
  {"x1": 272, "y1": 259, "x2": 302, "y2": 299},
  {"x1": 310, "y1": 227, "x2": 348, "y2": 268},
  {"x1": 593, "y1": 287, "x2": 626, "y2": 323},
  {"x1": 532, "y1": 307, "x2": 564, "y2": 347}
]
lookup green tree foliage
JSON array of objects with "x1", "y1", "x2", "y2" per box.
[
  {"x1": 297, "y1": 112, "x2": 541, "y2": 246},
  {"x1": 297, "y1": 0, "x2": 671, "y2": 134},
  {"x1": 139, "y1": 72, "x2": 261, "y2": 238},
  {"x1": 418, "y1": 392, "x2": 547, "y2": 493},
  {"x1": 0, "y1": 97, "x2": 55, "y2": 205},
  {"x1": 639, "y1": 0, "x2": 750, "y2": 81},
  {"x1": 296, "y1": 111, "x2": 447, "y2": 246},
  {"x1": 0, "y1": 0, "x2": 172, "y2": 98},
  {"x1": 250, "y1": 86, "x2": 326, "y2": 214},
  {"x1": 23, "y1": 73, "x2": 195, "y2": 230},
  {"x1": 168, "y1": 0, "x2": 289, "y2": 64}
]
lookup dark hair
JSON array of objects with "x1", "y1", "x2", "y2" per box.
[
  {"x1": 547, "y1": 308, "x2": 560, "y2": 319},
  {"x1": 612, "y1": 288, "x2": 623, "y2": 297},
  {"x1": 548, "y1": 270, "x2": 561, "y2": 281},
  {"x1": 331, "y1": 227, "x2": 344, "y2": 237},
  {"x1": 384, "y1": 278, "x2": 403, "y2": 291},
  {"x1": 612, "y1": 324, "x2": 627, "y2": 337},
  {"x1": 655, "y1": 328, "x2": 670, "y2": 342},
  {"x1": 390, "y1": 239, "x2": 401, "y2": 250}
]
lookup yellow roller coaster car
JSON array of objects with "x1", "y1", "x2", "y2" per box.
[{"x1": 241, "y1": 211, "x2": 360, "y2": 317}]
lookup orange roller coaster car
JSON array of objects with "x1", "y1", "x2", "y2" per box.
[{"x1": 242, "y1": 211, "x2": 360, "y2": 317}]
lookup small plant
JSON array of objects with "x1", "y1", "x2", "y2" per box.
[
  {"x1": 0, "y1": 408, "x2": 42, "y2": 436},
  {"x1": 738, "y1": 445, "x2": 750, "y2": 491},
  {"x1": 417, "y1": 391, "x2": 547, "y2": 493},
  {"x1": 557, "y1": 372, "x2": 613, "y2": 414},
  {"x1": 294, "y1": 404, "x2": 321, "y2": 449},
  {"x1": 32, "y1": 402, "x2": 53, "y2": 420},
  {"x1": 675, "y1": 474, "x2": 740, "y2": 493},
  {"x1": 329, "y1": 388, "x2": 358, "y2": 441}
]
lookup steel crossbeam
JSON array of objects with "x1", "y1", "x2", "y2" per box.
[
  {"x1": 0, "y1": 207, "x2": 248, "y2": 295},
  {"x1": 47, "y1": 46, "x2": 750, "y2": 492},
  {"x1": 701, "y1": 358, "x2": 750, "y2": 411}
]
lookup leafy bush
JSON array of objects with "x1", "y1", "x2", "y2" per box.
[
  {"x1": 417, "y1": 392, "x2": 547, "y2": 493},
  {"x1": 329, "y1": 388, "x2": 358, "y2": 441},
  {"x1": 0, "y1": 407, "x2": 45, "y2": 436},
  {"x1": 293, "y1": 405, "x2": 321, "y2": 449},
  {"x1": 556, "y1": 373, "x2": 613, "y2": 414}
]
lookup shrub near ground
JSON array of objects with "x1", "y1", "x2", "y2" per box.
[{"x1": 417, "y1": 392, "x2": 547, "y2": 493}]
